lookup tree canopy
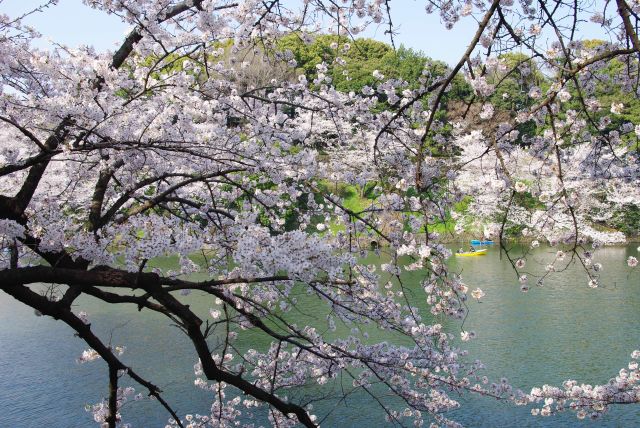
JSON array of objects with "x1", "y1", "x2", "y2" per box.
[{"x1": 0, "y1": 1, "x2": 639, "y2": 427}]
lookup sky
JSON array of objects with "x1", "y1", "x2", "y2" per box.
[
  {"x1": 0, "y1": 0, "x2": 130, "y2": 51},
  {"x1": 0, "y1": 0, "x2": 477, "y2": 64},
  {"x1": 0, "y1": 0, "x2": 611, "y2": 65}
]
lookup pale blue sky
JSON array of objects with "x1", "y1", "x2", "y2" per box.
[
  {"x1": 0, "y1": 0, "x2": 129, "y2": 51},
  {"x1": 0, "y1": 0, "x2": 610, "y2": 65}
]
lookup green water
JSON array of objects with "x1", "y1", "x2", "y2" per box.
[{"x1": 1, "y1": 244, "x2": 639, "y2": 427}]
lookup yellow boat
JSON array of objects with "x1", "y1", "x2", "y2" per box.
[{"x1": 455, "y1": 248, "x2": 488, "y2": 257}]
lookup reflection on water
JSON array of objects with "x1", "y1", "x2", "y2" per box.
[{"x1": 0, "y1": 245, "x2": 639, "y2": 427}]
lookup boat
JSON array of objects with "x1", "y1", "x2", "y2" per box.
[
  {"x1": 455, "y1": 248, "x2": 488, "y2": 257},
  {"x1": 470, "y1": 240, "x2": 494, "y2": 245}
]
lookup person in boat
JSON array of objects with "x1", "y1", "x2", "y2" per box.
[
  {"x1": 458, "y1": 248, "x2": 464, "y2": 254},
  {"x1": 469, "y1": 246, "x2": 476, "y2": 252}
]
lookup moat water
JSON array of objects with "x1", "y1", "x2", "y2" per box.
[{"x1": 1, "y1": 244, "x2": 638, "y2": 427}]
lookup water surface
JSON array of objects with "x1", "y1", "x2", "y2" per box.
[{"x1": 1, "y1": 244, "x2": 638, "y2": 427}]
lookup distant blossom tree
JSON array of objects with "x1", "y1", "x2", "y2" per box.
[{"x1": 0, "y1": 1, "x2": 639, "y2": 427}]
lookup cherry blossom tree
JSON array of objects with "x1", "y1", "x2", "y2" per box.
[{"x1": 0, "y1": 1, "x2": 638, "y2": 427}]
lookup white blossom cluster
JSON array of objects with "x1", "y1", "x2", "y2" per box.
[
  {"x1": 520, "y1": 350, "x2": 640, "y2": 420},
  {"x1": 86, "y1": 385, "x2": 141, "y2": 428}
]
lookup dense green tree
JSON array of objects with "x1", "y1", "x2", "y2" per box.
[{"x1": 277, "y1": 34, "x2": 470, "y2": 96}]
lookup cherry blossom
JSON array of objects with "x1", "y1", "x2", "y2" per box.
[
  {"x1": 471, "y1": 288, "x2": 486, "y2": 301},
  {"x1": 0, "y1": 1, "x2": 638, "y2": 427}
]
